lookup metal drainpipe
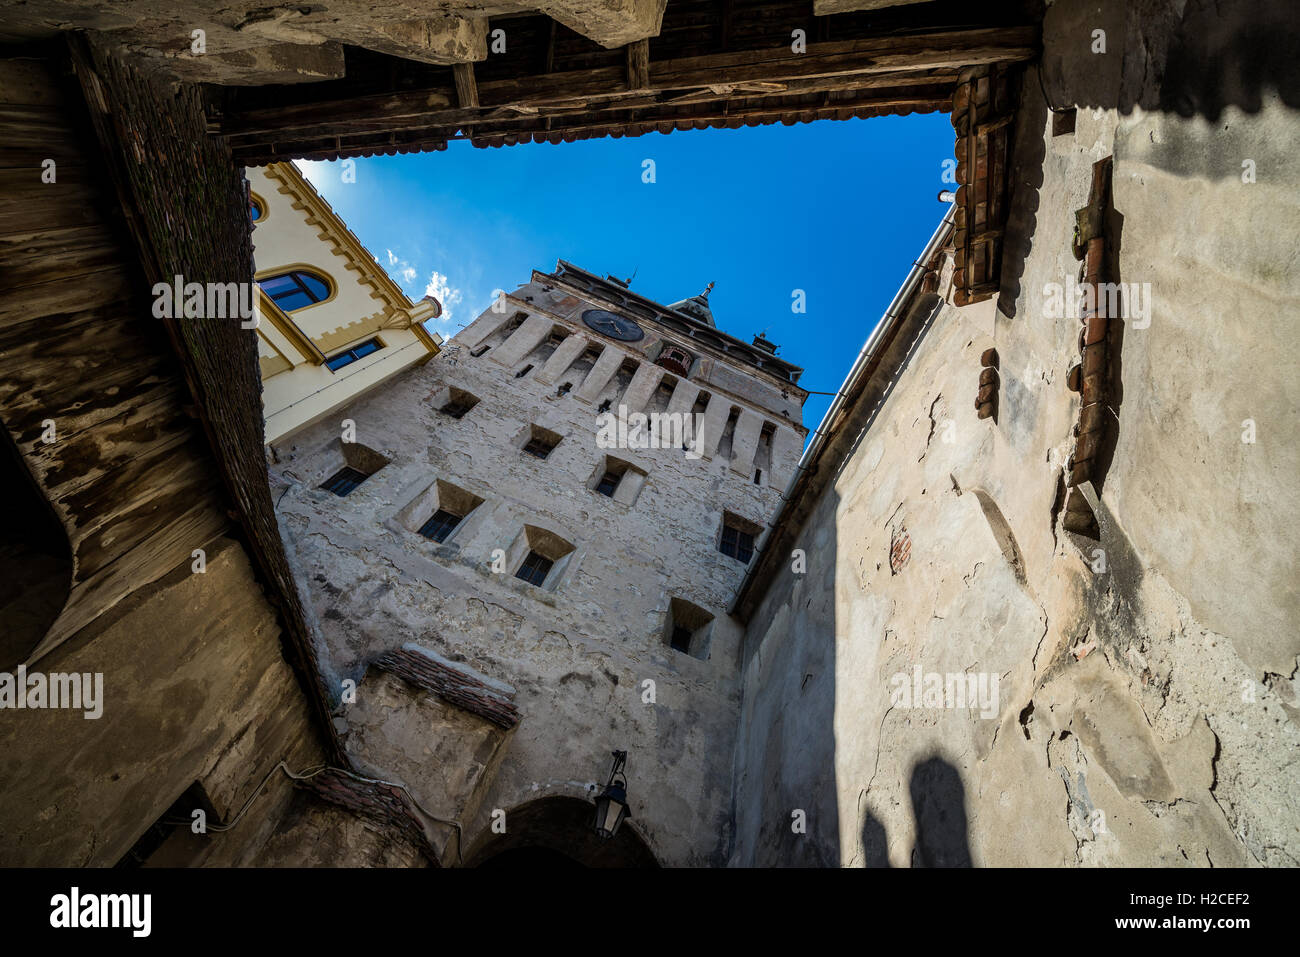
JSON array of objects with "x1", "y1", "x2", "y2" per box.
[{"x1": 732, "y1": 202, "x2": 957, "y2": 614}]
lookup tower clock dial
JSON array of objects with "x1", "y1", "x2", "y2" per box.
[{"x1": 582, "y1": 309, "x2": 644, "y2": 342}]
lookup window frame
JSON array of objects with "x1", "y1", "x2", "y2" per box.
[
  {"x1": 320, "y1": 466, "x2": 371, "y2": 497},
  {"x1": 522, "y1": 436, "x2": 557, "y2": 459},
  {"x1": 719, "y1": 522, "x2": 756, "y2": 564},
  {"x1": 325, "y1": 337, "x2": 383, "y2": 372},
  {"x1": 595, "y1": 470, "x2": 621, "y2": 497},
  {"x1": 418, "y1": 508, "x2": 463, "y2": 543},
  {"x1": 256, "y1": 266, "x2": 334, "y2": 313},
  {"x1": 515, "y1": 550, "x2": 554, "y2": 587}
]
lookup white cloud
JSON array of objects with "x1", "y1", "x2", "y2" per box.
[
  {"x1": 424, "y1": 270, "x2": 464, "y2": 324},
  {"x1": 401, "y1": 266, "x2": 417, "y2": 284},
  {"x1": 387, "y1": 248, "x2": 398, "y2": 266}
]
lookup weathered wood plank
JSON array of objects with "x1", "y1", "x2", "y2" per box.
[
  {"x1": 626, "y1": 39, "x2": 650, "y2": 91},
  {"x1": 0, "y1": 106, "x2": 88, "y2": 169},
  {"x1": 30, "y1": 497, "x2": 231, "y2": 662},
  {"x1": 58, "y1": 432, "x2": 222, "y2": 577},
  {"x1": 0, "y1": 167, "x2": 102, "y2": 236},
  {"x1": 453, "y1": 62, "x2": 479, "y2": 109},
  {"x1": 0, "y1": 58, "x2": 68, "y2": 108},
  {"x1": 0, "y1": 223, "x2": 121, "y2": 290},
  {"x1": 222, "y1": 26, "x2": 1036, "y2": 139},
  {"x1": 0, "y1": 262, "x2": 135, "y2": 324}
]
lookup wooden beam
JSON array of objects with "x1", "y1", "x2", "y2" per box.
[
  {"x1": 234, "y1": 88, "x2": 952, "y2": 162},
  {"x1": 543, "y1": 18, "x2": 556, "y2": 74},
  {"x1": 626, "y1": 39, "x2": 650, "y2": 91},
  {"x1": 221, "y1": 25, "x2": 1036, "y2": 139},
  {"x1": 453, "y1": 62, "x2": 479, "y2": 108},
  {"x1": 229, "y1": 75, "x2": 956, "y2": 150}
]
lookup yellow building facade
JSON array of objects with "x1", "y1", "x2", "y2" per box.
[{"x1": 248, "y1": 162, "x2": 442, "y2": 446}]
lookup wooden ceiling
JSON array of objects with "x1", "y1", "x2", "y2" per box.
[{"x1": 215, "y1": 0, "x2": 1039, "y2": 164}]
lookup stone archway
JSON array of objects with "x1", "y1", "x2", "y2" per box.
[{"x1": 464, "y1": 796, "x2": 659, "y2": 868}]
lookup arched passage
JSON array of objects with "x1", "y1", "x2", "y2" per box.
[
  {"x1": 0, "y1": 423, "x2": 72, "y2": 668},
  {"x1": 464, "y1": 796, "x2": 659, "y2": 869}
]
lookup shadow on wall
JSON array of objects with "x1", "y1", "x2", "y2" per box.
[
  {"x1": 1042, "y1": 0, "x2": 1299, "y2": 118},
  {"x1": 861, "y1": 757, "x2": 974, "y2": 868},
  {"x1": 737, "y1": 295, "x2": 952, "y2": 868},
  {"x1": 999, "y1": 0, "x2": 1298, "y2": 318}
]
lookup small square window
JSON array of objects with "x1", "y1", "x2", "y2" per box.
[
  {"x1": 437, "y1": 388, "x2": 480, "y2": 419},
  {"x1": 515, "y1": 550, "x2": 554, "y2": 587},
  {"x1": 719, "y1": 522, "x2": 755, "y2": 564},
  {"x1": 665, "y1": 596, "x2": 714, "y2": 659},
  {"x1": 595, "y1": 471, "x2": 621, "y2": 497},
  {"x1": 523, "y1": 436, "x2": 556, "y2": 459},
  {"x1": 418, "y1": 508, "x2": 462, "y2": 543},
  {"x1": 320, "y1": 466, "x2": 370, "y2": 496}
]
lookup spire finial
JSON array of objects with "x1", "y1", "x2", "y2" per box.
[{"x1": 702, "y1": 281, "x2": 715, "y2": 300}]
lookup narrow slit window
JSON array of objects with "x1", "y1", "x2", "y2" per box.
[{"x1": 325, "y1": 337, "x2": 381, "y2": 371}]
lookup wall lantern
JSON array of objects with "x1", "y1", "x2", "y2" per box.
[{"x1": 593, "y1": 750, "x2": 631, "y2": 840}]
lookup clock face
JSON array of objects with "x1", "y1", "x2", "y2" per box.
[{"x1": 582, "y1": 309, "x2": 644, "y2": 342}]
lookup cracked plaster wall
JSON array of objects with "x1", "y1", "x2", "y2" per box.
[{"x1": 729, "y1": 0, "x2": 1299, "y2": 868}]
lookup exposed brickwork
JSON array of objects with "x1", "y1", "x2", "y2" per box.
[
  {"x1": 1062, "y1": 157, "x2": 1115, "y2": 538},
  {"x1": 372, "y1": 648, "x2": 522, "y2": 730},
  {"x1": 976, "y1": 347, "x2": 999, "y2": 421},
  {"x1": 299, "y1": 769, "x2": 440, "y2": 865},
  {"x1": 951, "y1": 64, "x2": 1019, "y2": 307},
  {"x1": 889, "y1": 525, "x2": 911, "y2": 575}
]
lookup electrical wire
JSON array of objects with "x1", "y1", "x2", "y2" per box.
[
  {"x1": 1037, "y1": 61, "x2": 1073, "y2": 114},
  {"x1": 158, "y1": 759, "x2": 466, "y2": 864}
]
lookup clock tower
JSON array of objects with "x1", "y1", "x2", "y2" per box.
[{"x1": 271, "y1": 258, "x2": 807, "y2": 866}]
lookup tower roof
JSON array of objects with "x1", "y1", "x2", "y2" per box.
[{"x1": 667, "y1": 282, "x2": 716, "y2": 328}]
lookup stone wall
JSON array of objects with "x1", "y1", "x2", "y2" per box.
[
  {"x1": 270, "y1": 276, "x2": 805, "y2": 865},
  {"x1": 729, "y1": 0, "x2": 1299, "y2": 867}
]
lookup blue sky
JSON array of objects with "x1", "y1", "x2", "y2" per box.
[{"x1": 297, "y1": 111, "x2": 954, "y2": 436}]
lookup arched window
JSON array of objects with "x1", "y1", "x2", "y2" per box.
[
  {"x1": 250, "y1": 198, "x2": 263, "y2": 222},
  {"x1": 258, "y1": 269, "x2": 331, "y2": 312}
]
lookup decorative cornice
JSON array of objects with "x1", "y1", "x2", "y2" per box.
[{"x1": 262, "y1": 162, "x2": 442, "y2": 324}]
